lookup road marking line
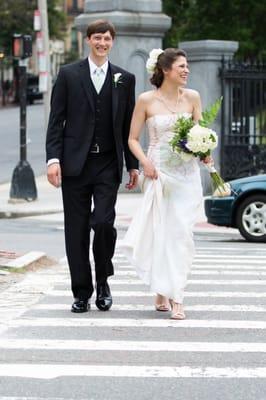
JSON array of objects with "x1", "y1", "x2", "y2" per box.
[
  {"x1": 105, "y1": 279, "x2": 266, "y2": 285},
  {"x1": 46, "y1": 290, "x2": 266, "y2": 298},
  {"x1": 6, "y1": 318, "x2": 266, "y2": 329},
  {"x1": 194, "y1": 260, "x2": 266, "y2": 264},
  {"x1": 195, "y1": 255, "x2": 266, "y2": 259},
  {"x1": 1, "y1": 364, "x2": 266, "y2": 378},
  {"x1": 113, "y1": 270, "x2": 266, "y2": 276},
  {"x1": 195, "y1": 246, "x2": 266, "y2": 251},
  {"x1": 192, "y1": 265, "x2": 266, "y2": 270},
  {"x1": 1, "y1": 339, "x2": 266, "y2": 352},
  {"x1": 31, "y1": 304, "x2": 266, "y2": 312},
  {"x1": 117, "y1": 262, "x2": 266, "y2": 270},
  {"x1": 190, "y1": 270, "x2": 266, "y2": 276}
]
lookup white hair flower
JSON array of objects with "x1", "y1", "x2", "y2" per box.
[{"x1": 146, "y1": 48, "x2": 164, "y2": 74}]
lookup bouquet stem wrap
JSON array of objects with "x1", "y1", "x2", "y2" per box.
[{"x1": 204, "y1": 163, "x2": 231, "y2": 196}]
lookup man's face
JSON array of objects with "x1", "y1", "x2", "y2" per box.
[{"x1": 87, "y1": 31, "x2": 113, "y2": 59}]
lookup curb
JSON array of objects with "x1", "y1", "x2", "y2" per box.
[
  {"x1": 0, "y1": 251, "x2": 52, "y2": 272},
  {"x1": 0, "y1": 209, "x2": 63, "y2": 219}
]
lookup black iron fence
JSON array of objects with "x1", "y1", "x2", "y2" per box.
[{"x1": 220, "y1": 59, "x2": 266, "y2": 181}]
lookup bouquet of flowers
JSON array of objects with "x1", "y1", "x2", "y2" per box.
[{"x1": 169, "y1": 98, "x2": 231, "y2": 196}]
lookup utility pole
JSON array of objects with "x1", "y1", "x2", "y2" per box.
[{"x1": 37, "y1": 0, "x2": 51, "y2": 129}]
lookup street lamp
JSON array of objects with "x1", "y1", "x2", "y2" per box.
[
  {"x1": 9, "y1": 34, "x2": 37, "y2": 202},
  {"x1": 0, "y1": 50, "x2": 5, "y2": 106}
]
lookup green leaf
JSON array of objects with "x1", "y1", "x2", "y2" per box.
[{"x1": 199, "y1": 97, "x2": 223, "y2": 127}]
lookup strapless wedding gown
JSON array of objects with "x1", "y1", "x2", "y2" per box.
[{"x1": 121, "y1": 113, "x2": 203, "y2": 303}]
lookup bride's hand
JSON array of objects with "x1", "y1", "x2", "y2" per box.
[
  {"x1": 143, "y1": 159, "x2": 158, "y2": 180},
  {"x1": 202, "y1": 155, "x2": 213, "y2": 165}
]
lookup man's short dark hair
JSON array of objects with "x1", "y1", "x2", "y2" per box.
[{"x1": 86, "y1": 20, "x2": 116, "y2": 39}]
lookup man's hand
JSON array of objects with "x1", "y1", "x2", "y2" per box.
[
  {"x1": 47, "y1": 163, "x2": 62, "y2": 188},
  {"x1": 126, "y1": 169, "x2": 139, "y2": 190}
]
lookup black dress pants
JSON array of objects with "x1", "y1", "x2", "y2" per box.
[{"x1": 61, "y1": 152, "x2": 120, "y2": 300}]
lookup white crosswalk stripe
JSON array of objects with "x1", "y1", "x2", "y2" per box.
[
  {"x1": 6, "y1": 318, "x2": 266, "y2": 329},
  {"x1": 32, "y1": 303, "x2": 266, "y2": 312},
  {"x1": 1, "y1": 236, "x2": 266, "y2": 396},
  {"x1": 45, "y1": 290, "x2": 266, "y2": 298},
  {"x1": 2, "y1": 364, "x2": 266, "y2": 379},
  {"x1": 1, "y1": 339, "x2": 266, "y2": 352}
]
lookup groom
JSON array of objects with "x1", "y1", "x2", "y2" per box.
[{"x1": 46, "y1": 19, "x2": 138, "y2": 313}]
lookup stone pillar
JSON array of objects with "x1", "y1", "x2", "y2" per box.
[
  {"x1": 178, "y1": 40, "x2": 239, "y2": 192},
  {"x1": 75, "y1": 0, "x2": 171, "y2": 190}
]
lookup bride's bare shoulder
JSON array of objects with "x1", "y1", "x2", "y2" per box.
[
  {"x1": 183, "y1": 88, "x2": 201, "y2": 101},
  {"x1": 137, "y1": 90, "x2": 157, "y2": 103}
]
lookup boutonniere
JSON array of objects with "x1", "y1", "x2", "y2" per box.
[{"x1": 113, "y1": 73, "x2": 122, "y2": 87}]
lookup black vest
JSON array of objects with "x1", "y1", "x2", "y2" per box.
[{"x1": 90, "y1": 68, "x2": 115, "y2": 152}]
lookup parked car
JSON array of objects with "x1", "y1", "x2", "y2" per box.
[
  {"x1": 205, "y1": 174, "x2": 266, "y2": 242},
  {"x1": 26, "y1": 74, "x2": 43, "y2": 104}
]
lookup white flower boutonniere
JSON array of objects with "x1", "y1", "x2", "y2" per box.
[{"x1": 113, "y1": 72, "x2": 122, "y2": 87}]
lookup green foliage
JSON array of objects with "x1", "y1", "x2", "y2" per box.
[
  {"x1": 200, "y1": 97, "x2": 223, "y2": 127},
  {"x1": 64, "y1": 49, "x2": 80, "y2": 64},
  {"x1": 172, "y1": 116, "x2": 194, "y2": 139},
  {"x1": 0, "y1": 0, "x2": 66, "y2": 56},
  {"x1": 48, "y1": 0, "x2": 67, "y2": 40},
  {"x1": 0, "y1": 0, "x2": 35, "y2": 55},
  {"x1": 170, "y1": 116, "x2": 194, "y2": 151},
  {"x1": 162, "y1": 0, "x2": 266, "y2": 59}
]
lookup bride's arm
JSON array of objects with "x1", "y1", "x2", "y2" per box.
[
  {"x1": 191, "y1": 90, "x2": 202, "y2": 123},
  {"x1": 128, "y1": 95, "x2": 158, "y2": 179}
]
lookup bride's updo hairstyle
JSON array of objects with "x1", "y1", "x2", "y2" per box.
[{"x1": 150, "y1": 48, "x2": 187, "y2": 88}]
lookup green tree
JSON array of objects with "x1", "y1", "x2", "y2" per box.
[
  {"x1": 0, "y1": 0, "x2": 66, "y2": 56},
  {"x1": 48, "y1": 0, "x2": 67, "y2": 40},
  {"x1": 162, "y1": 0, "x2": 266, "y2": 59}
]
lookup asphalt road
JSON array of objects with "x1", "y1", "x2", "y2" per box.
[
  {"x1": 0, "y1": 102, "x2": 46, "y2": 184},
  {"x1": 0, "y1": 229, "x2": 266, "y2": 399}
]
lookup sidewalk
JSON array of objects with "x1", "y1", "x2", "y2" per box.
[{"x1": 0, "y1": 175, "x2": 238, "y2": 270}]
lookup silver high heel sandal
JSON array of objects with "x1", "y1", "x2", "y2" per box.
[
  {"x1": 169, "y1": 300, "x2": 186, "y2": 320},
  {"x1": 155, "y1": 294, "x2": 170, "y2": 312}
]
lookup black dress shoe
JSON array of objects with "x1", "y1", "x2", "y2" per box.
[
  {"x1": 95, "y1": 282, "x2": 112, "y2": 311},
  {"x1": 71, "y1": 299, "x2": 90, "y2": 313}
]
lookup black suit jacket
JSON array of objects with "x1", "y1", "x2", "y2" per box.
[{"x1": 46, "y1": 58, "x2": 138, "y2": 180}]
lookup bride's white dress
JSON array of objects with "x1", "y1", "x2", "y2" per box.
[{"x1": 121, "y1": 113, "x2": 203, "y2": 303}]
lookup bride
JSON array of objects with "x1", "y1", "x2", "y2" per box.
[{"x1": 121, "y1": 48, "x2": 206, "y2": 319}]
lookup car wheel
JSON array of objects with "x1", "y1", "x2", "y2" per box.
[{"x1": 236, "y1": 194, "x2": 266, "y2": 242}]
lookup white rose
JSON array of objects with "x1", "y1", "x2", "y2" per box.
[
  {"x1": 146, "y1": 48, "x2": 164, "y2": 73},
  {"x1": 187, "y1": 125, "x2": 218, "y2": 153}
]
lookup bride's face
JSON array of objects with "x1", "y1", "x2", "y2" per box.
[{"x1": 165, "y1": 56, "x2": 189, "y2": 86}]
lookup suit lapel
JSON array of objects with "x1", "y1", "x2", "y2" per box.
[
  {"x1": 109, "y1": 63, "x2": 119, "y2": 128},
  {"x1": 79, "y1": 59, "x2": 95, "y2": 112}
]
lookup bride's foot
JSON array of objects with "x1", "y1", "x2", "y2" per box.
[
  {"x1": 169, "y1": 300, "x2": 186, "y2": 320},
  {"x1": 155, "y1": 294, "x2": 170, "y2": 312}
]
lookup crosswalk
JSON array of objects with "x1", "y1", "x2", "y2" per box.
[{"x1": 0, "y1": 236, "x2": 266, "y2": 398}]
